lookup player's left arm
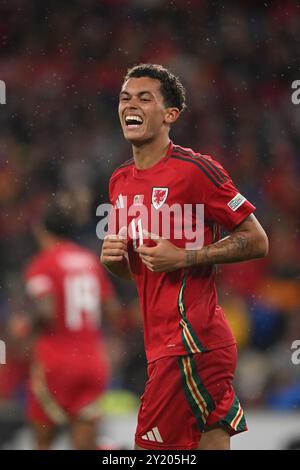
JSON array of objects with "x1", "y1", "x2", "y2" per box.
[
  {"x1": 25, "y1": 272, "x2": 55, "y2": 330},
  {"x1": 188, "y1": 165, "x2": 269, "y2": 267},
  {"x1": 137, "y1": 214, "x2": 268, "y2": 272},
  {"x1": 184, "y1": 213, "x2": 268, "y2": 267},
  {"x1": 27, "y1": 294, "x2": 55, "y2": 330}
]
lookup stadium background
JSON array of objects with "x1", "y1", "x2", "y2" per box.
[{"x1": 0, "y1": 0, "x2": 299, "y2": 449}]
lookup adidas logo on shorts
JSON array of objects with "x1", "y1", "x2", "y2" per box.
[{"x1": 141, "y1": 427, "x2": 163, "y2": 443}]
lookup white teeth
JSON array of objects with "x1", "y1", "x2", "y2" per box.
[{"x1": 125, "y1": 115, "x2": 143, "y2": 124}]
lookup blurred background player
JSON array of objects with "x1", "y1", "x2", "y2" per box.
[{"x1": 24, "y1": 201, "x2": 119, "y2": 450}]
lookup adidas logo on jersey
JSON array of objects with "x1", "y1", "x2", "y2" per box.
[{"x1": 141, "y1": 426, "x2": 163, "y2": 443}]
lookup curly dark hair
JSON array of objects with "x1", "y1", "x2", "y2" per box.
[{"x1": 124, "y1": 64, "x2": 186, "y2": 112}]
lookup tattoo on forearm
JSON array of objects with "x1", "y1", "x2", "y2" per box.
[
  {"x1": 210, "y1": 233, "x2": 254, "y2": 263},
  {"x1": 186, "y1": 232, "x2": 257, "y2": 267},
  {"x1": 185, "y1": 250, "x2": 198, "y2": 267}
]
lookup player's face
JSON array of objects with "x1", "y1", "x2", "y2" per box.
[{"x1": 118, "y1": 77, "x2": 170, "y2": 144}]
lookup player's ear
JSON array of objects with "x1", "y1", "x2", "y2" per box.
[{"x1": 164, "y1": 107, "x2": 180, "y2": 125}]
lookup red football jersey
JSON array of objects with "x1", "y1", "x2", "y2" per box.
[
  {"x1": 25, "y1": 241, "x2": 114, "y2": 342},
  {"x1": 109, "y1": 142, "x2": 256, "y2": 363}
]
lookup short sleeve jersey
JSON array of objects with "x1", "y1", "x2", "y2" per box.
[{"x1": 109, "y1": 142, "x2": 255, "y2": 363}]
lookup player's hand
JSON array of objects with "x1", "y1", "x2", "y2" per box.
[
  {"x1": 101, "y1": 227, "x2": 128, "y2": 266},
  {"x1": 136, "y1": 231, "x2": 185, "y2": 273}
]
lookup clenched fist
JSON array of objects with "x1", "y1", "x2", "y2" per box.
[{"x1": 100, "y1": 227, "x2": 132, "y2": 280}]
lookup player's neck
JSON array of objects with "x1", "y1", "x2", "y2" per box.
[
  {"x1": 38, "y1": 232, "x2": 63, "y2": 251},
  {"x1": 132, "y1": 135, "x2": 170, "y2": 170}
]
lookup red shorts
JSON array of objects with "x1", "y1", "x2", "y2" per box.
[
  {"x1": 135, "y1": 345, "x2": 247, "y2": 450},
  {"x1": 27, "y1": 337, "x2": 110, "y2": 426}
]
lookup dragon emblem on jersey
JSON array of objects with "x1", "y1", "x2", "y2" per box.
[{"x1": 152, "y1": 187, "x2": 169, "y2": 210}]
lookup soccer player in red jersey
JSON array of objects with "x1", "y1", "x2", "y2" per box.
[
  {"x1": 101, "y1": 64, "x2": 269, "y2": 450},
  {"x1": 25, "y1": 203, "x2": 118, "y2": 449}
]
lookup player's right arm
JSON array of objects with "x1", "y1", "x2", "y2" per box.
[{"x1": 100, "y1": 232, "x2": 132, "y2": 280}]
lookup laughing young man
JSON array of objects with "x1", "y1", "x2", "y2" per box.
[{"x1": 101, "y1": 64, "x2": 268, "y2": 450}]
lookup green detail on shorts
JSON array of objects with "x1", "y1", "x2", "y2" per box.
[
  {"x1": 188, "y1": 355, "x2": 215, "y2": 414},
  {"x1": 221, "y1": 394, "x2": 247, "y2": 432},
  {"x1": 224, "y1": 394, "x2": 239, "y2": 424},
  {"x1": 236, "y1": 413, "x2": 247, "y2": 432},
  {"x1": 177, "y1": 271, "x2": 206, "y2": 354},
  {"x1": 178, "y1": 356, "x2": 206, "y2": 432}
]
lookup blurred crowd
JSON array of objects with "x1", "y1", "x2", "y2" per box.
[{"x1": 0, "y1": 0, "x2": 299, "y2": 433}]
